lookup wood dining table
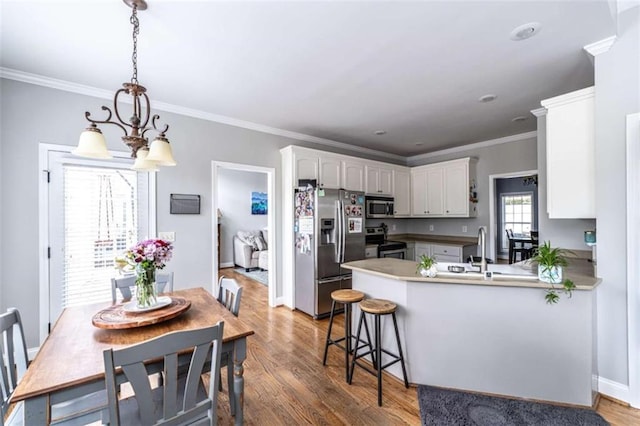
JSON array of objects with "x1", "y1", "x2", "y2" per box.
[{"x1": 10, "y1": 287, "x2": 255, "y2": 425}]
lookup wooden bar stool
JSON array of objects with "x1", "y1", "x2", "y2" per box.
[
  {"x1": 322, "y1": 289, "x2": 373, "y2": 382},
  {"x1": 348, "y1": 298, "x2": 409, "y2": 406}
]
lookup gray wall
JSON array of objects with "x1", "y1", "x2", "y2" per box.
[
  {"x1": 218, "y1": 169, "x2": 268, "y2": 265},
  {"x1": 593, "y1": 9, "x2": 639, "y2": 387},
  {"x1": 0, "y1": 78, "x2": 390, "y2": 347},
  {"x1": 404, "y1": 138, "x2": 538, "y2": 240}
]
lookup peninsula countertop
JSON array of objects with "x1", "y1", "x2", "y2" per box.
[{"x1": 341, "y1": 258, "x2": 601, "y2": 290}]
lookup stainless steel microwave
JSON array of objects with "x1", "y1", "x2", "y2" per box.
[{"x1": 365, "y1": 196, "x2": 394, "y2": 218}]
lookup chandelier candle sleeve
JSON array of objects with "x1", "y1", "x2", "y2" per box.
[{"x1": 74, "y1": 0, "x2": 177, "y2": 171}]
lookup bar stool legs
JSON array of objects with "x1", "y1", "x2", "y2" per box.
[
  {"x1": 322, "y1": 289, "x2": 370, "y2": 382},
  {"x1": 349, "y1": 299, "x2": 409, "y2": 406}
]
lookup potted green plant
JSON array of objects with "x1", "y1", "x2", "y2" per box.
[
  {"x1": 416, "y1": 254, "x2": 438, "y2": 278},
  {"x1": 529, "y1": 241, "x2": 576, "y2": 304}
]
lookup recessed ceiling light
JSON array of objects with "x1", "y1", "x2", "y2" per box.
[
  {"x1": 478, "y1": 94, "x2": 497, "y2": 103},
  {"x1": 510, "y1": 22, "x2": 542, "y2": 41},
  {"x1": 512, "y1": 116, "x2": 528, "y2": 122},
  {"x1": 374, "y1": 130, "x2": 387, "y2": 135}
]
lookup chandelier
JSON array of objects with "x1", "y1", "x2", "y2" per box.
[{"x1": 74, "y1": 0, "x2": 176, "y2": 171}]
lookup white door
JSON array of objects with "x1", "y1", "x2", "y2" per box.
[
  {"x1": 444, "y1": 162, "x2": 467, "y2": 215},
  {"x1": 426, "y1": 166, "x2": 444, "y2": 215},
  {"x1": 47, "y1": 150, "x2": 153, "y2": 328},
  {"x1": 393, "y1": 169, "x2": 411, "y2": 216}
]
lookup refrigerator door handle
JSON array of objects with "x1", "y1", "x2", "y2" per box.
[
  {"x1": 340, "y1": 199, "x2": 346, "y2": 263},
  {"x1": 335, "y1": 200, "x2": 342, "y2": 262}
]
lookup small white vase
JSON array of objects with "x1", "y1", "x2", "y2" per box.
[
  {"x1": 538, "y1": 265, "x2": 563, "y2": 284},
  {"x1": 419, "y1": 266, "x2": 438, "y2": 278}
]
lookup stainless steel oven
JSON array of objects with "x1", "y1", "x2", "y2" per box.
[
  {"x1": 378, "y1": 246, "x2": 407, "y2": 259},
  {"x1": 365, "y1": 227, "x2": 407, "y2": 259}
]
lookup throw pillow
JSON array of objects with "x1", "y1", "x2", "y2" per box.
[
  {"x1": 237, "y1": 231, "x2": 260, "y2": 250},
  {"x1": 255, "y1": 234, "x2": 267, "y2": 251}
]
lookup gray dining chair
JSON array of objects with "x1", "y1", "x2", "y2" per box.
[
  {"x1": 111, "y1": 272, "x2": 174, "y2": 304},
  {"x1": 216, "y1": 276, "x2": 243, "y2": 416},
  {"x1": 1, "y1": 308, "x2": 107, "y2": 426},
  {"x1": 1, "y1": 308, "x2": 29, "y2": 426},
  {"x1": 103, "y1": 322, "x2": 224, "y2": 426}
]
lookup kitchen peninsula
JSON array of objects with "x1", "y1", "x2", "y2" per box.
[{"x1": 341, "y1": 258, "x2": 601, "y2": 406}]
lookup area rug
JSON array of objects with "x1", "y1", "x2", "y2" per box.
[
  {"x1": 417, "y1": 385, "x2": 608, "y2": 425},
  {"x1": 234, "y1": 267, "x2": 268, "y2": 286}
]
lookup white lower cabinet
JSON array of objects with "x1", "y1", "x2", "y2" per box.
[
  {"x1": 405, "y1": 242, "x2": 415, "y2": 262},
  {"x1": 431, "y1": 244, "x2": 462, "y2": 263},
  {"x1": 414, "y1": 243, "x2": 431, "y2": 261}
]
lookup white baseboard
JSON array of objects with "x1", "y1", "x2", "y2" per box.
[
  {"x1": 598, "y1": 376, "x2": 630, "y2": 403},
  {"x1": 274, "y1": 296, "x2": 285, "y2": 306},
  {"x1": 220, "y1": 262, "x2": 235, "y2": 269},
  {"x1": 28, "y1": 347, "x2": 40, "y2": 361}
]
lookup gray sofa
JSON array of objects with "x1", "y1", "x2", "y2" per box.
[{"x1": 233, "y1": 230, "x2": 268, "y2": 271}]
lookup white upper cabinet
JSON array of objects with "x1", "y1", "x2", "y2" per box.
[
  {"x1": 294, "y1": 151, "x2": 319, "y2": 184},
  {"x1": 365, "y1": 165, "x2": 393, "y2": 195},
  {"x1": 411, "y1": 158, "x2": 476, "y2": 218},
  {"x1": 342, "y1": 160, "x2": 365, "y2": 191},
  {"x1": 541, "y1": 87, "x2": 595, "y2": 219},
  {"x1": 319, "y1": 155, "x2": 342, "y2": 189},
  {"x1": 393, "y1": 168, "x2": 411, "y2": 217}
]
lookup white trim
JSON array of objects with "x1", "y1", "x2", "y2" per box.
[
  {"x1": 219, "y1": 262, "x2": 235, "y2": 269},
  {"x1": 530, "y1": 107, "x2": 547, "y2": 117},
  {"x1": 598, "y1": 376, "x2": 630, "y2": 403},
  {"x1": 583, "y1": 36, "x2": 617, "y2": 57},
  {"x1": 38, "y1": 143, "x2": 156, "y2": 343},
  {"x1": 488, "y1": 170, "x2": 538, "y2": 262},
  {"x1": 1, "y1": 67, "x2": 404, "y2": 162},
  {"x1": 406, "y1": 131, "x2": 537, "y2": 165},
  {"x1": 626, "y1": 112, "x2": 640, "y2": 408},
  {"x1": 211, "y1": 161, "x2": 278, "y2": 307},
  {"x1": 540, "y1": 86, "x2": 595, "y2": 109}
]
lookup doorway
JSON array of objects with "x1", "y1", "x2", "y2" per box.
[
  {"x1": 488, "y1": 170, "x2": 537, "y2": 262},
  {"x1": 211, "y1": 161, "x2": 276, "y2": 307}
]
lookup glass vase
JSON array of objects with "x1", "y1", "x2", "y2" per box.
[{"x1": 136, "y1": 265, "x2": 157, "y2": 308}]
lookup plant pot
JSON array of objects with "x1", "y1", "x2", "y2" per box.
[
  {"x1": 538, "y1": 265, "x2": 563, "y2": 284},
  {"x1": 419, "y1": 266, "x2": 438, "y2": 278}
]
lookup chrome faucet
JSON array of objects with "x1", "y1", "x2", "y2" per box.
[{"x1": 477, "y1": 227, "x2": 488, "y2": 273}]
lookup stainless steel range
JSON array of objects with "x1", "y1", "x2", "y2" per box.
[{"x1": 365, "y1": 227, "x2": 408, "y2": 259}]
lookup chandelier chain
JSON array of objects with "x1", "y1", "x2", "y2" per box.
[{"x1": 130, "y1": 3, "x2": 139, "y2": 85}]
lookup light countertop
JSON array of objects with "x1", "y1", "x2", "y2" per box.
[
  {"x1": 342, "y1": 258, "x2": 601, "y2": 290},
  {"x1": 387, "y1": 233, "x2": 478, "y2": 246}
]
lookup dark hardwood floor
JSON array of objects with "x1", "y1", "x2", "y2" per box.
[{"x1": 217, "y1": 268, "x2": 640, "y2": 425}]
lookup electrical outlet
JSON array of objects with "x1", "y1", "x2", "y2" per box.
[
  {"x1": 462, "y1": 225, "x2": 468, "y2": 233},
  {"x1": 159, "y1": 231, "x2": 175, "y2": 242},
  {"x1": 429, "y1": 225, "x2": 434, "y2": 231}
]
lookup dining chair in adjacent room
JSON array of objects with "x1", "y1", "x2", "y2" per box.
[
  {"x1": 155, "y1": 271, "x2": 174, "y2": 294},
  {"x1": 216, "y1": 276, "x2": 243, "y2": 416},
  {"x1": 103, "y1": 322, "x2": 224, "y2": 426},
  {"x1": 1, "y1": 308, "x2": 107, "y2": 426},
  {"x1": 506, "y1": 229, "x2": 529, "y2": 264}
]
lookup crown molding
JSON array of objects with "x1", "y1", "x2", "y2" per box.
[
  {"x1": 406, "y1": 131, "x2": 537, "y2": 165},
  {"x1": 0, "y1": 67, "x2": 405, "y2": 162},
  {"x1": 530, "y1": 107, "x2": 547, "y2": 117},
  {"x1": 540, "y1": 86, "x2": 594, "y2": 109},
  {"x1": 584, "y1": 36, "x2": 617, "y2": 57}
]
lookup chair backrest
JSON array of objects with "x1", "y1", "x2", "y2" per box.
[
  {"x1": 111, "y1": 272, "x2": 174, "y2": 304},
  {"x1": 505, "y1": 229, "x2": 514, "y2": 239},
  {"x1": 155, "y1": 272, "x2": 174, "y2": 294},
  {"x1": 0, "y1": 308, "x2": 29, "y2": 421},
  {"x1": 103, "y1": 322, "x2": 224, "y2": 426},
  {"x1": 217, "y1": 276, "x2": 243, "y2": 317},
  {"x1": 111, "y1": 275, "x2": 136, "y2": 304},
  {"x1": 530, "y1": 230, "x2": 539, "y2": 243}
]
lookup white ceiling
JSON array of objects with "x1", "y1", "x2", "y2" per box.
[{"x1": 0, "y1": 0, "x2": 616, "y2": 156}]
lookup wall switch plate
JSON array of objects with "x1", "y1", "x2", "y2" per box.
[
  {"x1": 159, "y1": 231, "x2": 175, "y2": 242},
  {"x1": 429, "y1": 225, "x2": 434, "y2": 231},
  {"x1": 462, "y1": 225, "x2": 468, "y2": 233}
]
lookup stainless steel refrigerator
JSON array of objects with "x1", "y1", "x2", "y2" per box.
[{"x1": 294, "y1": 187, "x2": 365, "y2": 318}]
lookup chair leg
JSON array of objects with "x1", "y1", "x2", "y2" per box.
[
  {"x1": 344, "y1": 303, "x2": 351, "y2": 382},
  {"x1": 322, "y1": 300, "x2": 337, "y2": 366},
  {"x1": 392, "y1": 312, "x2": 409, "y2": 388},
  {"x1": 375, "y1": 314, "x2": 383, "y2": 407},
  {"x1": 227, "y1": 358, "x2": 235, "y2": 416},
  {"x1": 348, "y1": 312, "x2": 365, "y2": 384}
]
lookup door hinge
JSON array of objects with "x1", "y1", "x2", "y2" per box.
[
  {"x1": 48, "y1": 322, "x2": 51, "y2": 333},
  {"x1": 43, "y1": 170, "x2": 50, "y2": 183},
  {"x1": 47, "y1": 247, "x2": 51, "y2": 259}
]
